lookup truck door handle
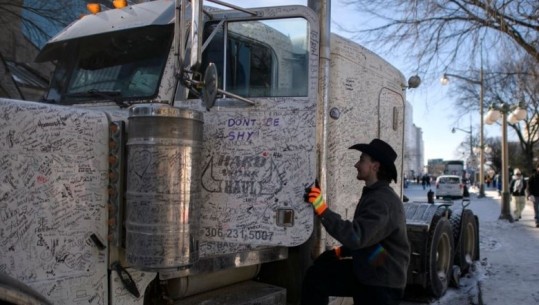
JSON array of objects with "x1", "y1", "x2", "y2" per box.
[
  {"x1": 112, "y1": 261, "x2": 140, "y2": 298},
  {"x1": 90, "y1": 233, "x2": 106, "y2": 250}
]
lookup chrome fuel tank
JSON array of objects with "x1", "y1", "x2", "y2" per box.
[{"x1": 126, "y1": 103, "x2": 203, "y2": 269}]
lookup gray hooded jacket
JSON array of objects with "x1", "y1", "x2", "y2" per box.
[{"x1": 319, "y1": 181, "x2": 410, "y2": 289}]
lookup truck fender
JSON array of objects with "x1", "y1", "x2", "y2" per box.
[{"x1": 0, "y1": 272, "x2": 52, "y2": 305}]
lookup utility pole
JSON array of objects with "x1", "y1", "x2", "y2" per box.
[{"x1": 451, "y1": 118, "x2": 473, "y2": 182}]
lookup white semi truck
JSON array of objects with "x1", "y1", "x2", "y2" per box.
[{"x1": 0, "y1": 1, "x2": 479, "y2": 304}]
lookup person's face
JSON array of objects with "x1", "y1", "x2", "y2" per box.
[{"x1": 354, "y1": 153, "x2": 379, "y2": 182}]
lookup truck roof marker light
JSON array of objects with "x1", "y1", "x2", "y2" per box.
[
  {"x1": 87, "y1": 3, "x2": 101, "y2": 14},
  {"x1": 113, "y1": 0, "x2": 127, "y2": 9}
]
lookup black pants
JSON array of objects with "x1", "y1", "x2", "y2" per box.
[{"x1": 301, "y1": 258, "x2": 403, "y2": 305}]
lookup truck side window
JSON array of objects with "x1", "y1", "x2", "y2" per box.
[{"x1": 201, "y1": 17, "x2": 309, "y2": 98}]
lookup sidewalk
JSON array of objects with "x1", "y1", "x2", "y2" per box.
[{"x1": 468, "y1": 188, "x2": 539, "y2": 305}]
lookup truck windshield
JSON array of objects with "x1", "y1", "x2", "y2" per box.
[
  {"x1": 48, "y1": 25, "x2": 173, "y2": 104},
  {"x1": 202, "y1": 17, "x2": 309, "y2": 98}
]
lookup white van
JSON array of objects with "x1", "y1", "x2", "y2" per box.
[{"x1": 435, "y1": 175, "x2": 464, "y2": 199}]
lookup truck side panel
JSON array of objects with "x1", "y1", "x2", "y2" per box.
[
  {"x1": 0, "y1": 99, "x2": 109, "y2": 305},
  {"x1": 325, "y1": 34, "x2": 406, "y2": 246}
]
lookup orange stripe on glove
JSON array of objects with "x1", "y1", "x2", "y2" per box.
[
  {"x1": 306, "y1": 186, "x2": 328, "y2": 215},
  {"x1": 334, "y1": 246, "x2": 342, "y2": 258}
]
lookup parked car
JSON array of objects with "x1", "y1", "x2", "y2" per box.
[{"x1": 435, "y1": 175, "x2": 464, "y2": 199}]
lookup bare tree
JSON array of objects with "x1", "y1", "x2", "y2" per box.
[
  {"x1": 483, "y1": 136, "x2": 529, "y2": 175},
  {"x1": 450, "y1": 55, "x2": 539, "y2": 169},
  {"x1": 0, "y1": 0, "x2": 85, "y2": 99},
  {"x1": 0, "y1": 0, "x2": 83, "y2": 48},
  {"x1": 340, "y1": 0, "x2": 539, "y2": 77},
  {"x1": 494, "y1": 56, "x2": 539, "y2": 171},
  {"x1": 340, "y1": 0, "x2": 539, "y2": 171},
  {"x1": 484, "y1": 136, "x2": 502, "y2": 173}
]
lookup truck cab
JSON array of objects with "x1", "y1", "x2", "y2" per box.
[{"x1": 0, "y1": 1, "x2": 462, "y2": 305}]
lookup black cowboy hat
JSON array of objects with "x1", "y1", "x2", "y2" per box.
[{"x1": 349, "y1": 138, "x2": 398, "y2": 182}]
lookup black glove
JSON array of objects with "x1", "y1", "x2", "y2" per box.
[{"x1": 315, "y1": 248, "x2": 341, "y2": 264}]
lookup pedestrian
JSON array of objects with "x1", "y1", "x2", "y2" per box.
[
  {"x1": 509, "y1": 168, "x2": 527, "y2": 221},
  {"x1": 404, "y1": 174, "x2": 408, "y2": 188},
  {"x1": 496, "y1": 174, "x2": 502, "y2": 195},
  {"x1": 526, "y1": 165, "x2": 539, "y2": 228},
  {"x1": 302, "y1": 138, "x2": 410, "y2": 305}
]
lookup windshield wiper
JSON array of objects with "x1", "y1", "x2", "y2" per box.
[{"x1": 65, "y1": 89, "x2": 131, "y2": 108}]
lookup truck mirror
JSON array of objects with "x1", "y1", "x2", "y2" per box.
[{"x1": 202, "y1": 62, "x2": 218, "y2": 110}]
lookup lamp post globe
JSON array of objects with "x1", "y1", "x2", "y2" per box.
[{"x1": 484, "y1": 102, "x2": 527, "y2": 222}]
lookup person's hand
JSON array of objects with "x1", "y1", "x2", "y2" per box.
[
  {"x1": 305, "y1": 184, "x2": 328, "y2": 215},
  {"x1": 315, "y1": 247, "x2": 342, "y2": 263}
]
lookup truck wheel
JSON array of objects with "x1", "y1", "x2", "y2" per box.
[
  {"x1": 453, "y1": 210, "x2": 478, "y2": 274},
  {"x1": 426, "y1": 217, "x2": 454, "y2": 298}
]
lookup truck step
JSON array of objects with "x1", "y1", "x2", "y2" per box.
[{"x1": 174, "y1": 280, "x2": 286, "y2": 305}]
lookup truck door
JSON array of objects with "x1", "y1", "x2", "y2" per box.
[
  {"x1": 174, "y1": 6, "x2": 319, "y2": 247},
  {"x1": 378, "y1": 87, "x2": 406, "y2": 193}
]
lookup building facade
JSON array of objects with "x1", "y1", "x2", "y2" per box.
[{"x1": 404, "y1": 100, "x2": 425, "y2": 181}]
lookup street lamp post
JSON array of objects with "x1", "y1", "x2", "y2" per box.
[
  {"x1": 484, "y1": 102, "x2": 527, "y2": 222},
  {"x1": 479, "y1": 67, "x2": 485, "y2": 198},
  {"x1": 441, "y1": 69, "x2": 486, "y2": 198}
]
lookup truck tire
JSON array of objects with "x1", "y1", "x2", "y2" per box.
[
  {"x1": 426, "y1": 217, "x2": 454, "y2": 298},
  {"x1": 448, "y1": 209, "x2": 462, "y2": 288},
  {"x1": 452, "y1": 210, "x2": 479, "y2": 275}
]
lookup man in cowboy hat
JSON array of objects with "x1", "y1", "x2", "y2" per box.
[{"x1": 301, "y1": 138, "x2": 410, "y2": 305}]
